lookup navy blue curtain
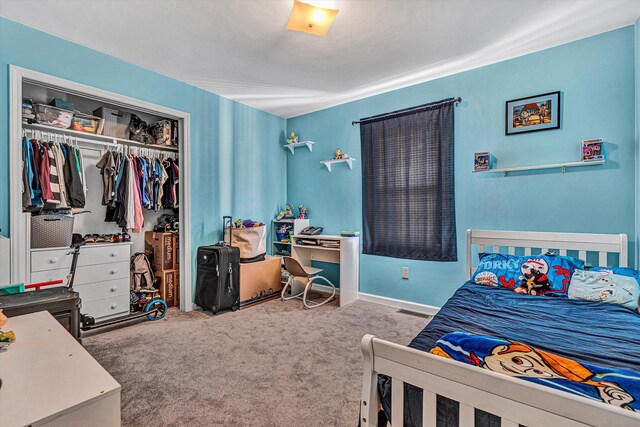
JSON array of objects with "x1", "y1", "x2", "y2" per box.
[{"x1": 360, "y1": 99, "x2": 457, "y2": 261}]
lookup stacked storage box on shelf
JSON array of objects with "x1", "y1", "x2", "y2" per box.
[{"x1": 145, "y1": 231, "x2": 179, "y2": 307}]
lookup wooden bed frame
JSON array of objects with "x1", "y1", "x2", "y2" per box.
[{"x1": 360, "y1": 229, "x2": 638, "y2": 427}]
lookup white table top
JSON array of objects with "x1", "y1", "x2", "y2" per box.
[{"x1": 0, "y1": 311, "x2": 120, "y2": 427}]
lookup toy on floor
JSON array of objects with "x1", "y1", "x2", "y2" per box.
[
  {"x1": 129, "y1": 288, "x2": 167, "y2": 320},
  {"x1": 0, "y1": 309, "x2": 16, "y2": 350}
]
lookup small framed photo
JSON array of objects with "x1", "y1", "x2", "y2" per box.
[
  {"x1": 474, "y1": 152, "x2": 490, "y2": 172},
  {"x1": 505, "y1": 91, "x2": 560, "y2": 135}
]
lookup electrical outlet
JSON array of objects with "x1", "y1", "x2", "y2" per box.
[{"x1": 402, "y1": 267, "x2": 409, "y2": 280}]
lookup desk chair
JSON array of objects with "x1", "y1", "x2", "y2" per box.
[{"x1": 281, "y1": 257, "x2": 336, "y2": 309}]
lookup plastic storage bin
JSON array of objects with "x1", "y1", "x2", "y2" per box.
[
  {"x1": 49, "y1": 98, "x2": 74, "y2": 111},
  {"x1": 93, "y1": 107, "x2": 131, "y2": 138},
  {"x1": 31, "y1": 213, "x2": 74, "y2": 248},
  {"x1": 34, "y1": 104, "x2": 73, "y2": 129},
  {"x1": 70, "y1": 112, "x2": 101, "y2": 133}
]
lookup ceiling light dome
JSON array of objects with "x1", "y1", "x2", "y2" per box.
[{"x1": 286, "y1": 0, "x2": 339, "y2": 37}]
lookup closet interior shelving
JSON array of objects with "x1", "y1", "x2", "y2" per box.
[
  {"x1": 23, "y1": 122, "x2": 179, "y2": 152},
  {"x1": 17, "y1": 76, "x2": 184, "y2": 319}
]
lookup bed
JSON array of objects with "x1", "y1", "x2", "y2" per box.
[{"x1": 360, "y1": 229, "x2": 640, "y2": 427}]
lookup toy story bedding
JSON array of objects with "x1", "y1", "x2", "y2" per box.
[{"x1": 376, "y1": 282, "x2": 640, "y2": 427}]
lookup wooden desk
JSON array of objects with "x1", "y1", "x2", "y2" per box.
[
  {"x1": 0, "y1": 311, "x2": 121, "y2": 427},
  {"x1": 291, "y1": 234, "x2": 360, "y2": 307}
]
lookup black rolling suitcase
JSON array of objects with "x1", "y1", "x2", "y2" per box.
[{"x1": 195, "y1": 216, "x2": 240, "y2": 314}]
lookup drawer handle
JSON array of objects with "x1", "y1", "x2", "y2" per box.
[
  {"x1": 110, "y1": 286, "x2": 117, "y2": 292},
  {"x1": 110, "y1": 303, "x2": 117, "y2": 310},
  {"x1": 109, "y1": 270, "x2": 117, "y2": 275},
  {"x1": 109, "y1": 252, "x2": 117, "y2": 257},
  {"x1": 48, "y1": 259, "x2": 56, "y2": 264}
]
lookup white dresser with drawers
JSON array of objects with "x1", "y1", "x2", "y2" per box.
[{"x1": 30, "y1": 242, "x2": 131, "y2": 321}]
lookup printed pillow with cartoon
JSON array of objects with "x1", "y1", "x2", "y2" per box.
[
  {"x1": 569, "y1": 269, "x2": 640, "y2": 311},
  {"x1": 588, "y1": 266, "x2": 640, "y2": 284},
  {"x1": 472, "y1": 253, "x2": 584, "y2": 297}
]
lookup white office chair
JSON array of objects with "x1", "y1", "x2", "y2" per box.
[{"x1": 281, "y1": 256, "x2": 336, "y2": 309}]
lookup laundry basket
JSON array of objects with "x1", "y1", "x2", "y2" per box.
[{"x1": 31, "y1": 213, "x2": 74, "y2": 248}]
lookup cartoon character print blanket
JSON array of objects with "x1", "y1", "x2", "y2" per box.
[
  {"x1": 472, "y1": 253, "x2": 584, "y2": 296},
  {"x1": 431, "y1": 331, "x2": 640, "y2": 411}
]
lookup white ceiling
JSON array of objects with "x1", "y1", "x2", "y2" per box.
[{"x1": 1, "y1": 0, "x2": 639, "y2": 118}]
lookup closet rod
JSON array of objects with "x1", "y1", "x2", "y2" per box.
[
  {"x1": 23, "y1": 123, "x2": 179, "y2": 153},
  {"x1": 24, "y1": 127, "x2": 116, "y2": 148}
]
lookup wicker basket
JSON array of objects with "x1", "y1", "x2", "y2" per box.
[
  {"x1": 93, "y1": 107, "x2": 131, "y2": 139},
  {"x1": 31, "y1": 213, "x2": 74, "y2": 248}
]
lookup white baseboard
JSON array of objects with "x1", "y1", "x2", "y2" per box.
[{"x1": 357, "y1": 292, "x2": 440, "y2": 316}]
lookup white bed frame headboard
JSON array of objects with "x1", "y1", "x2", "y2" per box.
[{"x1": 466, "y1": 229, "x2": 628, "y2": 280}]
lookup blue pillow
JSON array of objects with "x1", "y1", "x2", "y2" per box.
[
  {"x1": 569, "y1": 269, "x2": 639, "y2": 311},
  {"x1": 472, "y1": 253, "x2": 584, "y2": 297}
]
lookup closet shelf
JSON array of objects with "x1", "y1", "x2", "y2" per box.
[
  {"x1": 23, "y1": 123, "x2": 179, "y2": 152},
  {"x1": 472, "y1": 160, "x2": 605, "y2": 176},
  {"x1": 284, "y1": 141, "x2": 314, "y2": 154},
  {"x1": 320, "y1": 157, "x2": 356, "y2": 172}
]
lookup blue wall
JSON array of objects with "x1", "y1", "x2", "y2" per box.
[
  {"x1": 0, "y1": 18, "x2": 287, "y2": 290},
  {"x1": 287, "y1": 27, "x2": 636, "y2": 307},
  {"x1": 636, "y1": 18, "x2": 640, "y2": 267}
]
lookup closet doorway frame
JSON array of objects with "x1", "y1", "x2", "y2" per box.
[{"x1": 9, "y1": 66, "x2": 193, "y2": 312}]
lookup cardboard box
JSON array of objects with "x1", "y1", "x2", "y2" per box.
[
  {"x1": 175, "y1": 269, "x2": 180, "y2": 308},
  {"x1": 145, "y1": 231, "x2": 177, "y2": 271},
  {"x1": 239, "y1": 256, "x2": 282, "y2": 308},
  {"x1": 156, "y1": 269, "x2": 178, "y2": 307}
]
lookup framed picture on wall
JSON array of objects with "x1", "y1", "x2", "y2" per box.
[{"x1": 505, "y1": 91, "x2": 560, "y2": 135}]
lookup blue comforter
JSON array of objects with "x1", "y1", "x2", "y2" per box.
[{"x1": 378, "y1": 282, "x2": 640, "y2": 426}]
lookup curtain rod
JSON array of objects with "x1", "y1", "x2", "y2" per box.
[{"x1": 351, "y1": 97, "x2": 461, "y2": 126}]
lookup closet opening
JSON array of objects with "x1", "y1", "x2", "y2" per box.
[{"x1": 9, "y1": 66, "x2": 192, "y2": 322}]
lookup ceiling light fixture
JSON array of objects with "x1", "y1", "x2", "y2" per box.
[{"x1": 286, "y1": 0, "x2": 339, "y2": 37}]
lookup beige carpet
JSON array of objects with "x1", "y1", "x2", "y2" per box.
[{"x1": 83, "y1": 297, "x2": 429, "y2": 427}]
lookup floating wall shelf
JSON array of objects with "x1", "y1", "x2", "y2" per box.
[
  {"x1": 284, "y1": 140, "x2": 314, "y2": 154},
  {"x1": 320, "y1": 157, "x2": 356, "y2": 172},
  {"x1": 472, "y1": 160, "x2": 605, "y2": 176}
]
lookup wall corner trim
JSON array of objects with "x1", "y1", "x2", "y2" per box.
[{"x1": 357, "y1": 292, "x2": 441, "y2": 316}]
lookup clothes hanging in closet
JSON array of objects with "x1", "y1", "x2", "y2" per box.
[
  {"x1": 97, "y1": 148, "x2": 177, "y2": 232},
  {"x1": 22, "y1": 137, "x2": 86, "y2": 209}
]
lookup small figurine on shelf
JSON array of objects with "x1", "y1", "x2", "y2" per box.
[
  {"x1": 276, "y1": 204, "x2": 296, "y2": 220},
  {"x1": 582, "y1": 138, "x2": 604, "y2": 162},
  {"x1": 287, "y1": 132, "x2": 299, "y2": 144},
  {"x1": 298, "y1": 205, "x2": 308, "y2": 219},
  {"x1": 474, "y1": 152, "x2": 490, "y2": 172},
  {"x1": 334, "y1": 148, "x2": 343, "y2": 159}
]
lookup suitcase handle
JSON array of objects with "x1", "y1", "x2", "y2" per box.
[{"x1": 223, "y1": 215, "x2": 233, "y2": 246}]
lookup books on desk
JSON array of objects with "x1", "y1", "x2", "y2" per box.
[
  {"x1": 319, "y1": 240, "x2": 340, "y2": 249},
  {"x1": 295, "y1": 238, "x2": 340, "y2": 249},
  {"x1": 297, "y1": 238, "x2": 319, "y2": 246}
]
